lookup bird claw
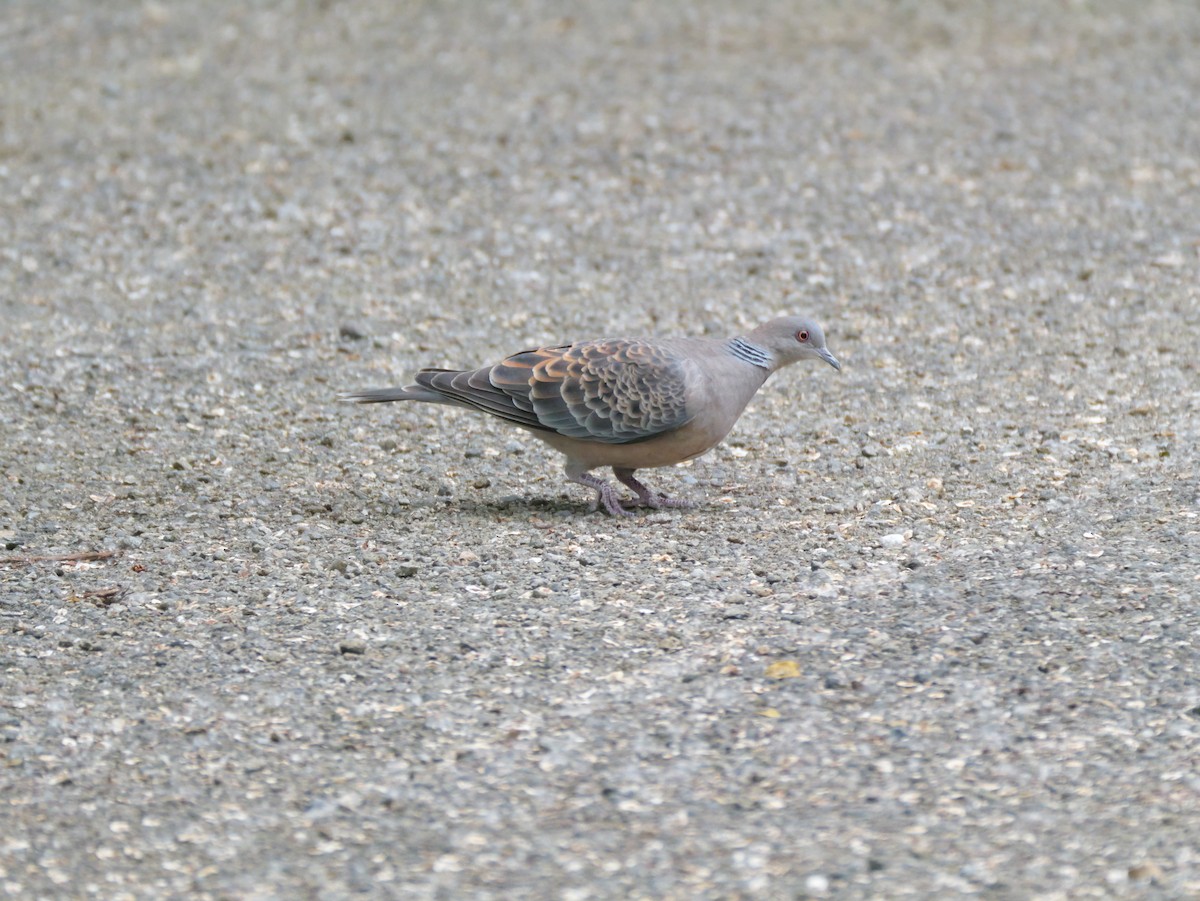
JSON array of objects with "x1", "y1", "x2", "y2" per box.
[
  {"x1": 642, "y1": 493, "x2": 694, "y2": 510},
  {"x1": 612, "y1": 469, "x2": 693, "y2": 511},
  {"x1": 589, "y1": 488, "x2": 634, "y2": 517},
  {"x1": 624, "y1": 491, "x2": 690, "y2": 510},
  {"x1": 573, "y1": 469, "x2": 683, "y2": 516},
  {"x1": 601, "y1": 492, "x2": 636, "y2": 517}
]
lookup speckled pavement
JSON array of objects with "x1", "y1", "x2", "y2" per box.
[{"x1": 2, "y1": 2, "x2": 1198, "y2": 898}]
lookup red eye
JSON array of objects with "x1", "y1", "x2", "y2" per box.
[{"x1": 796, "y1": 330, "x2": 809, "y2": 342}]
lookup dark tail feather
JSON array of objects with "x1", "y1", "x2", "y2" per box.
[{"x1": 342, "y1": 385, "x2": 447, "y2": 404}]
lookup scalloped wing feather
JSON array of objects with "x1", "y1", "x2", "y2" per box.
[{"x1": 416, "y1": 339, "x2": 696, "y2": 444}]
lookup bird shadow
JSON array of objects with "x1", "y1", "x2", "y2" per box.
[{"x1": 443, "y1": 493, "x2": 689, "y2": 523}]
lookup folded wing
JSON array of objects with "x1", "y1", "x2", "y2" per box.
[{"x1": 415, "y1": 339, "x2": 695, "y2": 444}]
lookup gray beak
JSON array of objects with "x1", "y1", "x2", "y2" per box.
[{"x1": 818, "y1": 347, "x2": 842, "y2": 371}]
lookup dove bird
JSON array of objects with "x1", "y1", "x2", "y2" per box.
[{"x1": 346, "y1": 316, "x2": 840, "y2": 516}]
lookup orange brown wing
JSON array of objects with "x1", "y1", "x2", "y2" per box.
[{"x1": 415, "y1": 338, "x2": 695, "y2": 444}]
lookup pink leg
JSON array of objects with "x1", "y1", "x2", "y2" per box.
[
  {"x1": 613, "y1": 468, "x2": 694, "y2": 510},
  {"x1": 566, "y1": 465, "x2": 634, "y2": 517}
]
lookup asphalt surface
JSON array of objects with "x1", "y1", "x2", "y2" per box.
[{"x1": 2, "y1": 2, "x2": 1199, "y2": 898}]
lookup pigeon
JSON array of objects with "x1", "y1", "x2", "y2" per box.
[{"x1": 346, "y1": 316, "x2": 841, "y2": 516}]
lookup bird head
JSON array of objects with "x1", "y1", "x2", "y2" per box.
[{"x1": 749, "y1": 316, "x2": 842, "y2": 371}]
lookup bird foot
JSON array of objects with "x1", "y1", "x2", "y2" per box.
[
  {"x1": 594, "y1": 488, "x2": 636, "y2": 517},
  {"x1": 571, "y1": 470, "x2": 635, "y2": 517},
  {"x1": 571, "y1": 468, "x2": 692, "y2": 517},
  {"x1": 635, "y1": 493, "x2": 694, "y2": 510},
  {"x1": 613, "y1": 469, "x2": 694, "y2": 511}
]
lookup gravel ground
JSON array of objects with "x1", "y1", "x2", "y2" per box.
[{"x1": 3, "y1": 2, "x2": 1199, "y2": 898}]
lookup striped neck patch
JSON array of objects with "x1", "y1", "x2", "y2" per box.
[{"x1": 726, "y1": 336, "x2": 773, "y2": 370}]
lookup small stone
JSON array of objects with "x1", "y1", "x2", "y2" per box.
[
  {"x1": 339, "y1": 640, "x2": 367, "y2": 655},
  {"x1": 880, "y1": 533, "x2": 905, "y2": 548},
  {"x1": 339, "y1": 322, "x2": 368, "y2": 340},
  {"x1": 1128, "y1": 862, "x2": 1163, "y2": 881}
]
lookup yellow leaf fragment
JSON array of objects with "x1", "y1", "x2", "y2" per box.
[{"x1": 765, "y1": 660, "x2": 802, "y2": 679}]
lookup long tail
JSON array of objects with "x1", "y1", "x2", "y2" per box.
[{"x1": 342, "y1": 385, "x2": 449, "y2": 404}]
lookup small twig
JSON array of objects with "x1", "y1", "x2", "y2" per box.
[{"x1": 0, "y1": 550, "x2": 119, "y2": 566}]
